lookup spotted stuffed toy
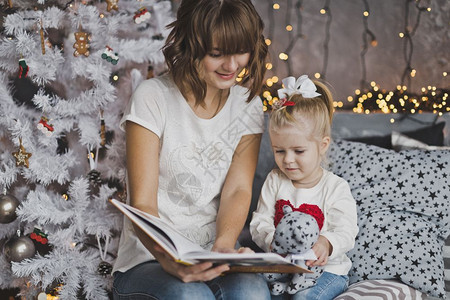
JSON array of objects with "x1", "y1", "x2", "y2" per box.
[{"x1": 264, "y1": 200, "x2": 325, "y2": 296}]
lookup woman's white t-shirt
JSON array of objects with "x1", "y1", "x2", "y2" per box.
[{"x1": 113, "y1": 74, "x2": 264, "y2": 273}]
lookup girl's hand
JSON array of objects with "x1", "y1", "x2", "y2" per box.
[
  {"x1": 154, "y1": 245, "x2": 230, "y2": 282},
  {"x1": 306, "y1": 235, "x2": 332, "y2": 267}
]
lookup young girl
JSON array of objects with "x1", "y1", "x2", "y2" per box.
[
  {"x1": 113, "y1": 0, "x2": 270, "y2": 299},
  {"x1": 250, "y1": 75, "x2": 359, "y2": 300}
]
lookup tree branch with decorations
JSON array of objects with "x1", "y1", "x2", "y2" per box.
[{"x1": 0, "y1": 0, "x2": 173, "y2": 298}]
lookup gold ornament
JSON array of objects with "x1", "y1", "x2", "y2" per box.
[
  {"x1": 12, "y1": 138, "x2": 32, "y2": 168},
  {"x1": 147, "y1": 65, "x2": 154, "y2": 79},
  {"x1": 40, "y1": 19, "x2": 45, "y2": 55},
  {"x1": 106, "y1": 0, "x2": 119, "y2": 12},
  {"x1": 100, "y1": 110, "x2": 106, "y2": 147}
]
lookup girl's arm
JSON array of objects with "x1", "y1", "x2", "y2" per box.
[
  {"x1": 308, "y1": 180, "x2": 358, "y2": 266},
  {"x1": 212, "y1": 133, "x2": 262, "y2": 251},
  {"x1": 126, "y1": 121, "x2": 230, "y2": 281}
]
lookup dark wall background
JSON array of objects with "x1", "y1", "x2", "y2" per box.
[{"x1": 254, "y1": 0, "x2": 449, "y2": 102}]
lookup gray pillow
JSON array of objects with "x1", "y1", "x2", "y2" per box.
[{"x1": 328, "y1": 140, "x2": 450, "y2": 298}]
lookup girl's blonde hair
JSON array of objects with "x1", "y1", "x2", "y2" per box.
[
  {"x1": 270, "y1": 80, "x2": 334, "y2": 142},
  {"x1": 162, "y1": 0, "x2": 268, "y2": 105}
]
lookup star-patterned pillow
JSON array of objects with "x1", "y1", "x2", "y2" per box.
[{"x1": 327, "y1": 140, "x2": 450, "y2": 298}]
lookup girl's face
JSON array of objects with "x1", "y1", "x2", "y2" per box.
[
  {"x1": 199, "y1": 48, "x2": 250, "y2": 93},
  {"x1": 269, "y1": 124, "x2": 330, "y2": 189}
]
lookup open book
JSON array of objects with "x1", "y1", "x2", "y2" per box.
[{"x1": 110, "y1": 199, "x2": 310, "y2": 273}]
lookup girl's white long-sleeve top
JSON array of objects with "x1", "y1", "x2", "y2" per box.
[{"x1": 250, "y1": 168, "x2": 359, "y2": 275}]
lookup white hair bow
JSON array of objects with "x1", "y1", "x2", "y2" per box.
[{"x1": 277, "y1": 75, "x2": 321, "y2": 99}]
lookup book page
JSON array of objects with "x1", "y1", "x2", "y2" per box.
[
  {"x1": 188, "y1": 252, "x2": 310, "y2": 273},
  {"x1": 290, "y1": 249, "x2": 317, "y2": 261},
  {"x1": 185, "y1": 252, "x2": 293, "y2": 265},
  {"x1": 116, "y1": 201, "x2": 207, "y2": 259},
  {"x1": 110, "y1": 200, "x2": 180, "y2": 260}
]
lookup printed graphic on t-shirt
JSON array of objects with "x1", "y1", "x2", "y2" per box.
[{"x1": 165, "y1": 142, "x2": 232, "y2": 207}]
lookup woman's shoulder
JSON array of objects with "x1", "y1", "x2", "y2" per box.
[
  {"x1": 230, "y1": 85, "x2": 262, "y2": 104},
  {"x1": 135, "y1": 73, "x2": 175, "y2": 94},
  {"x1": 231, "y1": 84, "x2": 250, "y2": 97},
  {"x1": 229, "y1": 84, "x2": 263, "y2": 117},
  {"x1": 131, "y1": 74, "x2": 181, "y2": 109}
]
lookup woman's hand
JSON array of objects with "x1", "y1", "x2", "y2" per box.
[
  {"x1": 155, "y1": 245, "x2": 255, "y2": 282},
  {"x1": 153, "y1": 245, "x2": 230, "y2": 282},
  {"x1": 134, "y1": 224, "x2": 229, "y2": 282},
  {"x1": 211, "y1": 245, "x2": 255, "y2": 254},
  {"x1": 306, "y1": 235, "x2": 332, "y2": 267}
]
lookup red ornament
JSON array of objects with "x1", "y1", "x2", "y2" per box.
[
  {"x1": 30, "y1": 227, "x2": 48, "y2": 245},
  {"x1": 18, "y1": 58, "x2": 29, "y2": 78},
  {"x1": 37, "y1": 116, "x2": 54, "y2": 137},
  {"x1": 133, "y1": 7, "x2": 151, "y2": 24}
]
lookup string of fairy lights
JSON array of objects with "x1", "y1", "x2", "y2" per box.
[
  {"x1": 319, "y1": 0, "x2": 331, "y2": 80},
  {"x1": 400, "y1": 0, "x2": 428, "y2": 87},
  {"x1": 260, "y1": 0, "x2": 449, "y2": 116},
  {"x1": 359, "y1": 0, "x2": 376, "y2": 91}
]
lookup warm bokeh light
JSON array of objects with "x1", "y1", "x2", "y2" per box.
[{"x1": 279, "y1": 53, "x2": 288, "y2": 60}]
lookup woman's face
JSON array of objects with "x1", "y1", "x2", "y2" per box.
[{"x1": 199, "y1": 48, "x2": 250, "y2": 92}]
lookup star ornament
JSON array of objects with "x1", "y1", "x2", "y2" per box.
[{"x1": 12, "y1": 143, "x2": 32, "y2": 168}]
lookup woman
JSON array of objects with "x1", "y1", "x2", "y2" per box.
[{"x1": 112, "y1": 0, "x2": 270, "y2": 299}]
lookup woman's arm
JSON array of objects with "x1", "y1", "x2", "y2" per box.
[
  {"x1": 126, "y1": 121, "x2": 159, "y2": 216},
  {"x1": 249, "y1": 171, "x2": 278, "y2": 252},
  {"x1": 213, "y1": 133, "x2": 262, "y2": 251},
  {"x1": 126, "y1": 121, "x2": 230, "y2": 281}
]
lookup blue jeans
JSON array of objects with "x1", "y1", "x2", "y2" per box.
[
  {"x1": 271, "y1": 272, "x2": 348, "y2": 300},
  {"x1": 113, "y1": 261, "x2": 271, "y2": 300}
]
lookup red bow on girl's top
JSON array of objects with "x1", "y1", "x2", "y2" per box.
[{"x1": 274, "y1": 199, "x2": 324, "y2": 230}]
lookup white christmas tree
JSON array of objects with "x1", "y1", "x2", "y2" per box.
[{"x1": 0, "y1": 0, "x2": 173, "y2": 298}]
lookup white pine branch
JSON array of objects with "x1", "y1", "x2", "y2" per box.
[{"x1": 16, "y1": 189, "x2": 75, "y2": 225}]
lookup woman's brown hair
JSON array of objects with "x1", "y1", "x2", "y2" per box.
[{"x1": 162, "y1": 0, "x2": 268, "y2": 105}]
